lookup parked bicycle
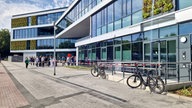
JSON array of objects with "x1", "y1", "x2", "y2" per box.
[
  {"x1": 126, "y1": 64, "x2": 165, "y2": 94},
  {"x1": 91, "y1": 62, "x2": 106, "y2": 79}
]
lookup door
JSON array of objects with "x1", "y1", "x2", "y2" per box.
[
  {"x1": 114, "y1": 45, "x2": 121, "y2": 61},
  {"x1": 143, "y1": 39, "x2": 177, "y2": 63}
]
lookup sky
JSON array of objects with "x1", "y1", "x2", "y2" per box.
[{"x1": 0, "y1": 0, "x2": 73, "y2": 30}]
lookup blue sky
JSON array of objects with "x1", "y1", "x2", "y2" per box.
[{"x1": 0, "y1": 0, "x2": 73, "y2": 30}]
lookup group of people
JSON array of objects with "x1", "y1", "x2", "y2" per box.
[{"x1": 25, "y1": 56, "x2": 76, "y2": 68}]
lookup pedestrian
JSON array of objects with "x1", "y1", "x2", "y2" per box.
[
  {"x1": 25, "y1": 57, "x2": 29, "y2": 68},
  {"x1": 35, "y1": 56, "x2": 39, "y2": 67}
]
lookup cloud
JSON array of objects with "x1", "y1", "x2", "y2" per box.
[{"x1": 0, "y1": 0, "x2": 73, "y2": 30}]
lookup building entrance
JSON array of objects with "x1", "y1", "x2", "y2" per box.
[{"x1": 143, "y1": 38, "x2": 177, "y2": 63}]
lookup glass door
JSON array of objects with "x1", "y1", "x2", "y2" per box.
[
  {"x1": 114, "y1": 45, "x2": 121, "y2": 61},
  {"x1": 143, "y1": 39, "x2": 176, "y2": 63}
]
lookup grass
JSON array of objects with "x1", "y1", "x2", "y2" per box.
[
  {"x1": 65, "y1": 65, "x2": 92, "y2": 70},
  {"x1": 174, "y1": 86, "x2": 192, "y2": 97}
]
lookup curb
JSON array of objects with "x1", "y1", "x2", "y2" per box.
[{"x1": 167, "y1": 92, "x2": 192, "y2": 102}]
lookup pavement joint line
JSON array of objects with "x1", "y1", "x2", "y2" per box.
[
  {"x1": 27, "y1": 68, "x2": 128, "y2": 103},
  {"x1": 58, "y1": 74, "x2": 89, "y2": 79},
  {"x1": 1, "y1": 63, "x2": 38, "y2": 108}
]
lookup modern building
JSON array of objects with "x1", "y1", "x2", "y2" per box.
[
  {"x1": 10, "y1": 7, "x2": 77, "y2": 61},
  {"x1": 55, "y1": 0, "x2": 192, "y2": 82}
]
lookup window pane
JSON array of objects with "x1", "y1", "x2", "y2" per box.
[
  {"x1": 144, "y1": 29, "x2": 158, "y2": 40},
  {"x1": 122, "y1": 35, "x2": 131, "y2": 44},
  {"x1": 179, "y1": 0, "x2": 192, "y2": 9},
  {"x1": 132, "y1": 11, "x2": 142, "y2": 25},
  {"x1": 107, "y1": 4, "x2": 113, "y2": 23},
  {"x1": 132, "y1": 0, "x2": 142, "y2": 13},
  {"x1": 108, "y1": 23, "x2": 113, "y2": 32},
  {"x1": 132, "y1": 33, "x2": 143, "y2": 42},
  {"x1": 114, "y1": 46, "x2": 121, "y2": 60},
  {"x1": 114, "y1": 19, "x2": 122, "y2": 30},
  {"x1": 179, "y1": 22, "x2": 192, "y2": 35},
  {"x1": 122, "y1": 44, "x2": 131, "y2": 61},
  {"x1": 122, "y1": 15, "x2": 131, "y2": 27},
  {"x1": 160, "y1": 25, "x2": 178, "y2": 38},
  {"x1": 132, "y1": 42, "x2": 142, "y2": 60},
  {"x1": 114, "y1": 0, "x2": 122, "y2": 21}
]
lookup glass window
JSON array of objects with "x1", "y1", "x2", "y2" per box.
[
  {"x1": 132, "y1": 42, "x2": 142, "y2": 60},
  {"x1": 178, "y1": 0, "x2": 192, "y2": 9},
  {"x1": 160, "y1": 25, "x2": 178, "y2": 38},
  {"x1": 179, "y1": 22, "x2": 192, "y2": 35},
  {"x1": 144, "y1": 43, "x2": 150, "y2": 61},
  {"x1": 167, "y1": 40, "x2": 176, "y2": 62},
  {"x1": 127, "y1": 0, "x2": 131, "y2": 15},
  {"x1": 114, "y1": 0, "x2": 122, "y2": 21},
  {"x1": 92, "y1": 49, "x2": 96, "y2": 60},
  {"x1": 114, "y1": 19, "x2": 122, "y2": 30},
  {"x1": 132, "y1": 33, "x2": 143, "y2": 42},
  {"x1": 122, "y1": 44, "x2": 131, "y2": 61},
  {"x1": 122, "y1": 15, "x2": 131, "y2": 27},
  {"x1": 132, "y1": 0, "x2": 143, "y2": 13},
  {"x1": 102, "y1": 26, "x2": 107, "y2": 34},
  {"x1": 144, "y1": 29, "x2": 159, "y2": 40},
  {"x1": 101, "y1": 48, "x2": 107, "y2": 60},
  {"x1": 107, "y1": 39, "x2": 113, "y2": 46},
  {"x1": 114, "y1": 37, "x2": 122, "y2": 45},
  {"x1": 108, "y1": 23, "x2": 114, "y2": 32},
  {"x1": 114, "y1": 46, "x2": 121, "y2": 61},
  {"x1": 107, "y1": 46, "x2": 113, "y2": 60},
  {"x1": 28, "y1": 17, "x2": 31, "y2": 26},
  {"x1": 92, "y1": 15, "x2": 97, "y2": 37},
  {"x1": 107, "y1": 4, "x2": 114, "y2": 24},
  {"x1": 122, "y1": 35, "x2": 131, "y2": 44},
  {"x1": 122, "y1": 0, "x2": 127, "y2": 17},
  {"x1": 132, "y1": 11, "x2": 142, "y2": 25}
]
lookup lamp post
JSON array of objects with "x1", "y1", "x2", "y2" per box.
[{"x1": 53, "y1": 21, "x2": 56, "y2": 76}]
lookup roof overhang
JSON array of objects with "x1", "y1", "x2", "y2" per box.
[{"x1": 56, "y1": 17, "x2": 90, "y2": 39}]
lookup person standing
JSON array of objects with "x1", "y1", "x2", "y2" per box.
[{"x1": 25, "y1": 57, "x2": 29, "y2": 68}]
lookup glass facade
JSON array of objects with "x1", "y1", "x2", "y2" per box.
[
  {"x1": 13, "y1": 27, "x2": 55, "y2": 39},
  {"x1": 79, "y1": 23, "x2": 182, "y2": 62},
  {"x1": 178, "y1": 0, "x2": 192, "y2": 9},
  {"x1": 91, "y1": 0, "x2": 143, "y2": 37},
  {"x1": 56, "y1": 0, "x2": 102, "y2": 34},
  {"x1": 37, "y1": 39, "x2": 76, "y2": 49},
  {"x1": 37, "y1": 12, "x2": 63, "y2": 25}
]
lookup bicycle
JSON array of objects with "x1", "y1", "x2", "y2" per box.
[
  {"x1": 126, "y1": 64, "x2": 165, "y2": 94},
  {"x1": 91, "y1": 62, "x2": 106, "y2": 79}
]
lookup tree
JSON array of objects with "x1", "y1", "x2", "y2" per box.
[{"x1": 0, "y1": 29, "x2": 10, "y2": 59}]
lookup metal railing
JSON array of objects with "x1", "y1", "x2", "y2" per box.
[{"x1": 79, "y1": 61, "x2": 192, "y2": 85}]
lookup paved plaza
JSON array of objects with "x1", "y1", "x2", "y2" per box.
[{"x1": 0, "y1": 61, "x2": 192, "y2": 108}]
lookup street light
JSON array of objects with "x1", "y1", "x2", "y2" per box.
[{"x1": 53, "y1": 21, "x2": 57, "y2": 76}]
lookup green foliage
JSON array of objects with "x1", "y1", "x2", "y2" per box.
[
  {"x1": 11, "y1": 41, "x2": 26, "y2": 50},
  {"x1": 154, "y1": 8, "x2": 161, "y2": 15},
  {"x1": 11, "y1": 17, "x2": 27, "y2": 28},
  {"x1": 143, "y1": 12, "x2": 150, "y2": 19},
  {"x1": 0, "y1": 29, "x2": 10, "y2": 58},
  {"x1": 30, "y1": 40, "x2": 36, "y2": 50},
  {"x1": 31, "y1": 16, "x2": 37, "y2": 25},
  {"x1": 176, "y1": 86, "x2": 192, "y2": 97},
  {"x1": 143, "y1": 0, "x2": 174, "y2": 19}
]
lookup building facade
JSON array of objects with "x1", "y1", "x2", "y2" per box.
[
  {"x1": 55, "y1": 0, "x2": 192, "y2": 82},
  {"x1": 11, "y1": 7, "x2": 77, "y2": 61}
]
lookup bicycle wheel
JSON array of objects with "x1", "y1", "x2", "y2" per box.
[
  {"x1": 100, "y1": 72, "x2": 106, "y2": 79},
  {"x1": 127, "y1": 75, "x2": 142, "y2": 88},
  {"x1": 91, "y1": 68, "x2": 98, "y2": 77},
  {"x1": 149, "y1": 77, "x2": 165, "y2": 94}
]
